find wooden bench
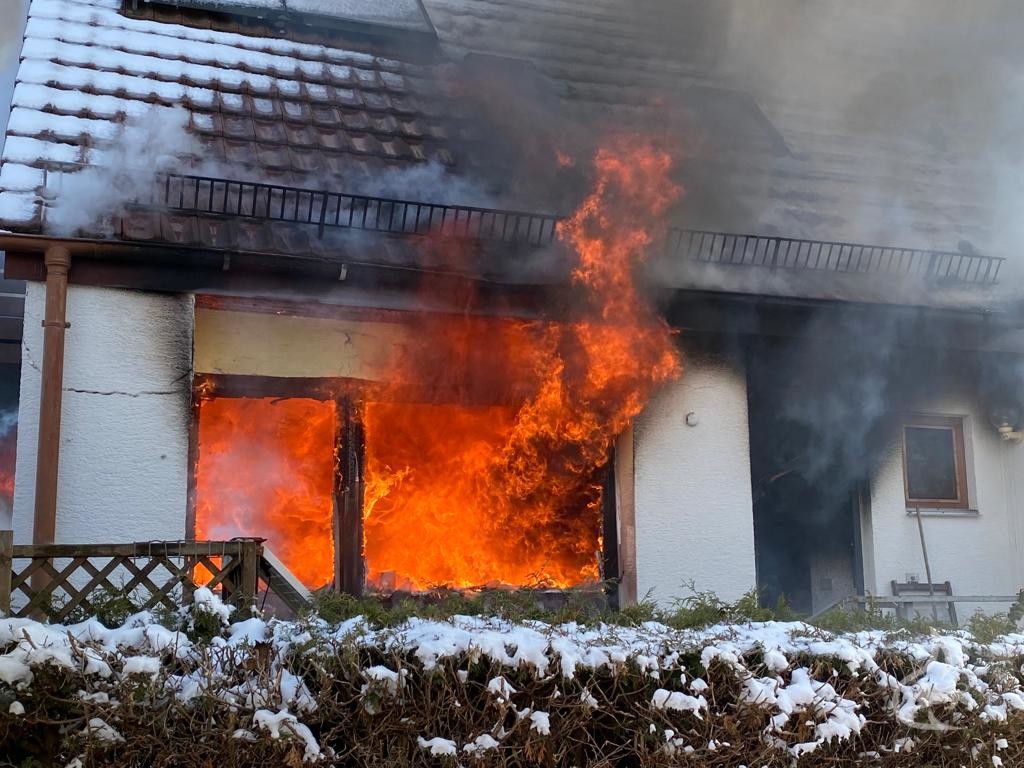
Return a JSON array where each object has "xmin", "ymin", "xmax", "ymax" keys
[{"xmin": 891, "ymin": 580, "xmax": 957, "ymax": 626}]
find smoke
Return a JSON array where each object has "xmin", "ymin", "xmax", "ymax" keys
[
  {"xmin": 717, "ymin": 1, "xmax": 1024, "ymax": 278},
  {"xmin": 0, "ymin": 0, "xmax": 28, "ymax": 159},
  {"xmin": 45, "ymin": 107, "xmax": 200, "ymax": 237},
  {"xmin": 0, "ymin": 409, "xmax": 16, "ymax": 437}
]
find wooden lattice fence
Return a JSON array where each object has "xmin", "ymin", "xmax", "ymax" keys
[{"xmin": 0, "ymin": 532, "xmax": 310, "ymax": 622}]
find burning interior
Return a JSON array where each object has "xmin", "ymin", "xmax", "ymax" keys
[{"xmin": 191, "ymin": 141, "xmax": 682, "ymax": 594}]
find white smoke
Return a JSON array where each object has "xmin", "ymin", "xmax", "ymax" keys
[
  {"xmin": 44, "ymin": 106, "xmax": 200, "ymax": 237},
  {"xmin": 0, "ymin": 408, "xmax": 16, "ymax": 437}
]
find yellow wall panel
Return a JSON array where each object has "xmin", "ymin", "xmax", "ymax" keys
[{"xmin": 194, "ymin": 307, "xmax": 409, "ymax": 380}]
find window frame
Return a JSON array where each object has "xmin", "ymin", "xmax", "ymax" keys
[
  {"xmin": 901, "ymin": 414, "xmax": 969, "ymax": 510},
  {"xmin": 189, "ymin": 372, "xmax": 619, "ymax": 597}
]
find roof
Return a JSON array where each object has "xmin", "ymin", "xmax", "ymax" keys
[
  {"xmin": 0, "ymin": 0, "xmax": 1020, "ymax": 310},
  {"xmin": 0, "ymin": 0, "xmax": 466, "ymax": 221}
]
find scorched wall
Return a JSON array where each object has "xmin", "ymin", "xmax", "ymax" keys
[{"xmin": 11, "ymin": 283, "xmax": 193, "ymax": 544}]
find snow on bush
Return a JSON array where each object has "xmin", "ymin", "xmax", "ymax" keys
[{"xmin": 3, "ymin": 599, "xmax": 1024, "ymax": 766}]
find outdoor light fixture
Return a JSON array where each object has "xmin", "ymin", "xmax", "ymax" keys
[{"xmin": 988, "ymin": 405, "xmax": 1024, "ymax": 444}]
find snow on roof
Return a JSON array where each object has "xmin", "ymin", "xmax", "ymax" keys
[{"xmin": 0, "ymin": 0, "xmax": 457, "ymax": 234}]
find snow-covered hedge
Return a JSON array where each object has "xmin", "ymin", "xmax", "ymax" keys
[{"xmin": 3, "ymin": 589, "xmax": 1024, "ymax": 766}]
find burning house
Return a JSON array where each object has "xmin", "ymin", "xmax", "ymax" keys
[{"xmin": 2, "ymin": 0, "xmax": 1024, "ymax": 619}]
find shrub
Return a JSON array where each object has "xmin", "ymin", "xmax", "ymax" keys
[{"xmin": 5, "ymin": 588, "xmax": 1024, "ymax": 767}]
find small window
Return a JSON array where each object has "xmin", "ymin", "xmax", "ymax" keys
[{"xmin": 902, "ymin": 416, "xmax": 969, "ymax": 509}]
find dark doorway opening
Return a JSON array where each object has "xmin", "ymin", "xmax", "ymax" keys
[{"xmin": 746, "ymin": 336, "xmax": 864, "ymax": 616}]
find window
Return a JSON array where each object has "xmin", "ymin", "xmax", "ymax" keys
[{"xmin": 902, "ymin": 416, "xmax": 969, "ymax": 509}]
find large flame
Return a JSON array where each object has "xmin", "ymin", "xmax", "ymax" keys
[
  {"xmin": 363, "ymin": 137, "xmax": 682, "ymax": 591},
  {"xmin": 195, "ymin": 397, "xmax": 337, "ymax": 589},
  {"xmin": 193, "ymin": 138, "xmax": 681, "ymax": 593}
]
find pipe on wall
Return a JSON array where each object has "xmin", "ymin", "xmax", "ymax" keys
[{"xmin": 33, "ymin": 245, "xmax": 71, "ymax": 547}]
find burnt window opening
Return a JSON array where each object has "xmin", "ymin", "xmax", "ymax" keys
[
  {"xmin": 902, "ymin": 415, "xmax": 969, "ymax": 509},
  {"xmin": 190, "ymin": 376, "xmax": 617, "ymax": 598}
]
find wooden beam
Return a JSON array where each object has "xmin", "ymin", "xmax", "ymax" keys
[
  {"xmin": 615, "ymin": 426, "xmax": 638, "ymax": 607},
  {"xmin": 602, "ymin": 451, "xmax": 620, "ymax": 610},
  {"xmin": 335, "ymin": 399, "xmax": 365, "ymax": 596},
  {"xmin": 0, "ymin": 529, "xmax": 12, "ymax": 615}
]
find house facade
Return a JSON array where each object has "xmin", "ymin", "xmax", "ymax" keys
[{"xmin": 1, "ymin": 0, "xmax": 1023, "ymax": 619}]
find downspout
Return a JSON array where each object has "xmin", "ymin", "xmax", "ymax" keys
[{"xmin": 32, "ymin": 246, "xmax": 71, "ymax": 547}]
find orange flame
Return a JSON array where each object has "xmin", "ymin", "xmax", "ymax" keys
[
  {"xmin": 0, "ymin": 422, "xmax": 15, "ymax": 508},
  {"xmin": 194, "ymin": 137, "xmax": 681, "ymax": 593},
  {"xmin": 195, "ymin": 397, "xmax": 337, "ymax": 589},
  {"xmin": 363, "ymin": 137, "xmax": 682, "ymax": 591}
]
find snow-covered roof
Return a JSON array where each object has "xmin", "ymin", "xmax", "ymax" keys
[{"xmin": 0, "ymin": 0, "xmax": 459, "ymax": 238}]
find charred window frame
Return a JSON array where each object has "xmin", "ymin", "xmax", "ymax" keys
[
  {"xmin": 901, "ymin": 415, "xmax": 969, "ymax": 510},
  {"xmin": 187, "ymin": 373, "xmax": 366, "ymax": 594},
  {"xmin": 188, "ymin": 373, "xmax": 618, "ymax": 596}
]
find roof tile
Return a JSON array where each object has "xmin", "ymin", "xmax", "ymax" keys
[
  {"xmin": 388, "ymin": 94, "xmax": 421, "ymax": 116},
  {"xmin": 363, "ymin": 91, "xmax": 393, "ymax": 112},
  {"xmin": 304, "ymin": 83, "xmax": 331, "ymax": 103},
  {"xmin": 218, "ymin": 92, "xmax": 247, "ymax": 113},
  {"xmin": 284, "ymin": 122, "xmax": 316, "ymax": 147},
  {"xmin": 370, "ymin": 114, "xmax": 400, "ymax": 135},
  {"xmin": 281, "ymin": 100, "xmax": 312, "ymax": 122},
  {"xmin": 251, "ymin": 97, "xmax": 280, "ymax": 118},
  {"xmin": 380, "ymin": 138, "xmax": 413, "ymax": 160},
  {"xmin": 315, "ymin": 129, "xmax": 349, "ymax": 153},
  {"xmin": 311, "ymin": 105, "xmax": 340, "ymax": 127},
  {"xmin": 254, "ymin": 119, "xmax": 288, "ymax": 143},
  {"xmin": 339, "ymin": 110, "xmax": 370, "ymax": 131},
  {"xmin": 223, "ymin": 139, "xmax": 255, "ymax": 165},
  {"xmin": 334, "ymin": 88, "xmax": 364, "ymax": 108},
  {"xmin": 289, "ymin": 148, "xmax": 322, "ymax": 173},
  {"xmin": 222, "ymin": 115, "xmax": 255, "ymax": 140},
  {"xmin": 191, "ymin": 112, "xmax": 220, "ymax": 134},
  {"xmin": 380, "ymin": 72, "xmax": 407, "ymax": 92},
  {"xmin": 406, "ymin": 141, "xmax": 429, "ymax": 162},
  {"xmin": 348, "ymin": 133, "xmax": 383, "ymax": 156},
  {"xmin": 355, "ymin": 69, "xmax": 383, "ymax": 90},
  {"xmin": 327, "ymin": 65, "xmax": 354, "ymax": 84},
  {"xmin": 257, "ymin": 143, "xmax": 292, "ymax": 170}
]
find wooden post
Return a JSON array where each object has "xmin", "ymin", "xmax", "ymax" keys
[
  {"xmin": 614, "ymin": 426, "xmax": 638, "ymax": 607},
  {"xmin": 33, "ymin": 246, "xmax": 72, "ymax": 550},
  {"xmin": 238, "ymin": 538, "xmax": 261, "ymax": 609},
  {"xmin": 335, "ymin": 399, "xmax": 365, "ymax": 596},
  {"xmin": 0, "ymin": 530, "xmax": 12, "ymax": 615}
]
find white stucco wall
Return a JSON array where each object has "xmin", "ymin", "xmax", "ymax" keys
[
  {"xmin": 632, "ymin": 351, "xmax": 756, "ymax": 605},
  {"xmin": 867, "ymin": 382, "xmax": 1024, "ymax": 616},
  {"xmin": 12, "ymin": 283, "xmax": 193, "ymax": 545}
]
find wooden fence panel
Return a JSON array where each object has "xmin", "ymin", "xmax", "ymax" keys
[{"xmin": 0, "ymin": 539, "xmax": 306, "ymax": 622}]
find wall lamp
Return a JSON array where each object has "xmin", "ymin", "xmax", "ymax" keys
[{"xmin": 989, "ymin": 406, "xmax": 1024, "ymax": 444}]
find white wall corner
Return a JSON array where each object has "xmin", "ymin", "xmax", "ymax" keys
[
  {"xmin": 633, "ymin": 352, "xmax": 756, "ymax": 605},
  {"xmin": 12, "ymin": 284, "xmax": 195, "ymax": 545}
]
